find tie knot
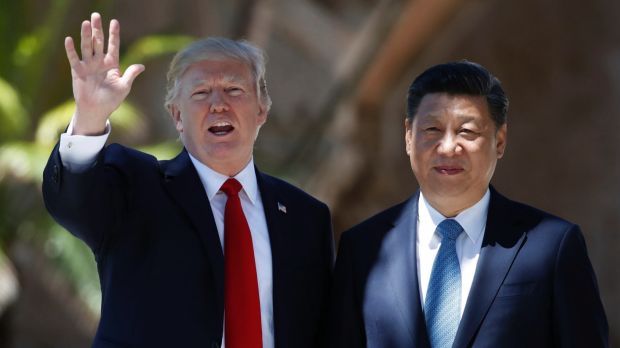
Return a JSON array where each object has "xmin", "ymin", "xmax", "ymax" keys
[
  {"xmin": 437, "ymin": 219, "xmax": 463, "ymax": 240},
  {"xmin": 220, "ymin": 178, "xmax": 242, "ymax": 197}
]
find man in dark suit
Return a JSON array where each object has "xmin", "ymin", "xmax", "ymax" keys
[
  {"xmin": 43, "ymin": 12, "xmax": 334, "ymax": 348},
  {"xmin": 326, "ymin": 61, "xmax": 608, "ymax": 347}
]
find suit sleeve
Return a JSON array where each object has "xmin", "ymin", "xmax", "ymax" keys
[
  {"xmin": 324, "ymin": 231, "xmax": 366, "ymax": 348},
  {"xmin": 552, "ymin": 225, "xmax": 609, "ymax": 347},
  {"xmin": 42, "ymin": 143, "xmax": 131, "ymax": 256}
]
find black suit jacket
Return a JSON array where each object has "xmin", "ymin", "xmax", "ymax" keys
[
  {"xmin": 326, "ymin": 188, "xmax": 608, "ymax": 347},
  {"xmin": 43, "ymin": 143, "xmax": 334, "ymax": 348}
]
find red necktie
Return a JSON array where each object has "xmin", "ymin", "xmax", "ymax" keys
[{"xmin": 221, "ymin": 178, "xmax": 262, "ymax": 348}]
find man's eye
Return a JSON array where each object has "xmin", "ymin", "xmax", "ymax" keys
[
  {"xmin": 227, "ymin": 88, "xmax": 243, "ymax": 96},
  {"xmin": 459, "ymin": 128, "xmax": 479, "ymax": 139},
  {"xmin": 424, "ymin": 127, "xmax": 440, "ymax": 132},
  {"xmin": 459, "ymin": 128, "xmax": 478, "ymax": 135},
  {"xmin": 191, "ymin": 91, "xmax": 208, "ymax": 100},
  {"xmin": 191, "ymin": 90, "xmax": 209, "ymax": 100}
]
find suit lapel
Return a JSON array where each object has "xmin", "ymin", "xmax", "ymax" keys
[
  {"xmin": 160, "ymin": 150, "xmax": 225, "ymax": 318},
  {"xmin": 255, "ymin": 168, "xmax": 289, "ymax": 347},
  {"xmin": 386, "ymin": 193, "xmax": 431, "ymax": 347},
  {"xmin": 453, "ymin": 188, "xmax": 527, "ymax": 348}
]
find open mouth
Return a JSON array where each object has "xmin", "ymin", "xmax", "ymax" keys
[{"xmin": 208, "ymin": 121, "xmax": 234, "ymax": 136}]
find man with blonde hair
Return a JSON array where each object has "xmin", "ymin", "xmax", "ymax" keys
[{"xmin": 43, "ymin": 13, "xmax": 334, "ymax": 348}]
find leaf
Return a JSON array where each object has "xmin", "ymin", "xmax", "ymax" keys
[
  {"xmin": 109, "ymin": 102, "xmax": 145, "ymax": 137},
  {"xmin": 45, "ymin": 224, "xmax": 100, "ymax": 315},
  {"xmin": 0, "ymin": 142, "xmax": 50, "ymax": 183},
  {"xmin": 34, "ymin": 100, "xmax": 74, "ymax": 147},
  {"xmin": 138, "ymin": 140, "xmax": 182, "ymax": 160},
  {"xmin": 0, "ymin": 77, "xmax": 28, "ymax": 140},
  {"xmin": 121, "ymin": 35, "xmax": 195, "ymax": 70},
  {"xmin": 35, "ymin": 100, "xmax": 144, "ymax": 147}
]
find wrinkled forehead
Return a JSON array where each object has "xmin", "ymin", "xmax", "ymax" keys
[
  {"xmin": 186, "ymin": 74, "xmax": 248, "ymax": 87},
  {"xmin": 180, "ymin": 59, "xmax": 254, "ymax": 87}
]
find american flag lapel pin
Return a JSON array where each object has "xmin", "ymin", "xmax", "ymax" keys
[{"xmin": 277, "ymin": 202, "xmax": 287, "ymax": 214}]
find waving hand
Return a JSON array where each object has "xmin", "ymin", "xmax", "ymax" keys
[{"xmin": 65, "ymin": 12, "xmax": 144, "ymax": 135}]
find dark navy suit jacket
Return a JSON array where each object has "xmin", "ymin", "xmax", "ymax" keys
[
  {"xmin": 326, "ymin": 188, "xmax": 608, "ymax": 347},
  {"xmin": 43, "ymin": 143, "xmax": 334, "ymax": 348}
]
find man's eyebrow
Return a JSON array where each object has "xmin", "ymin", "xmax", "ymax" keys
[
  {"xmin": 419, "ymin": 113, "xmax": 479, "ymax": 121},
  {"xmin": 188, "ymin": 74, "xmax": 247, "ymax": 87},
  {"xmin": 453, "ymin": 114, "xmax": 478, "ymax": 122}
]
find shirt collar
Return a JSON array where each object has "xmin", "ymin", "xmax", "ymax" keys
[
  {"xmin": 417, "ymin": 189, "xmax": 490, "ymax": 245},
  {"xmin": 188, "ymin": 154, "xmax": 259, "ymax": 205}
]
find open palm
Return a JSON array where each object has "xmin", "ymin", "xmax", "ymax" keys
[{"xmin": 65, "ymin": 13, "xmax": 144, "ymax": 135}]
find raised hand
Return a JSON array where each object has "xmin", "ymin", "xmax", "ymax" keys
[{"xmin": 65, "ymin": 12, "xmax": 144, "ymax": 135}]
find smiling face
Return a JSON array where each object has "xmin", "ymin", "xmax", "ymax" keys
[
  {"xmin": 169, "ymin": 59, "xmax": 267, "ymax": 176},
  {"xmin": 405, "ymin": 93, "xmax": 507, "ymax": 217}
]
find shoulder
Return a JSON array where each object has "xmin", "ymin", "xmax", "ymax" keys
[
  {"xmin": 258, "ymin": 171, "xmax": 328, "ymax": 211},
  {"xmin": 102, "ymin": 143, "xmax": 158, "ymax": 163},
  {"xmin": 100, "ymin": 143, "xmax": 160, "ymax": 172},
  {"xmin": 490, "ymin": 187, "xmax": 579, "ymax": 240},
  {"xmin": 340, "ymin": 198, "xmax": 412, "ymax": 246}
]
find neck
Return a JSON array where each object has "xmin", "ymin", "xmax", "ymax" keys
[
  {"xmin": 423, "ymin": 190, "xmax": 487, "ymax": 218},
  {"xmin": 188, "ymin": 150, "xmax": 252, "ymax": 177},
  {"xmin": 207, "ymin": 159, "xmax": 250, "ymax": 177}
]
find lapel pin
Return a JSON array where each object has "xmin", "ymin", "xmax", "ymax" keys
[{"xmin": 277, "ymin": 202, "xmax": 287, "ymax": 214}]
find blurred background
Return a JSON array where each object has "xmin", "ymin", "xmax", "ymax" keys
[{"xmin": 0, "ymin": 0, "xmax": 618, "ymax": 346}]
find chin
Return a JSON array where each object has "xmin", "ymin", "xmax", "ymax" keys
[{"xmin": 427, "ymin": 182, "xmax": 470, "ymax": 198}]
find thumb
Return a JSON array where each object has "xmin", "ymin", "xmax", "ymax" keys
[{"xmin": 121, "ymin": 64, "xmax": 145, "ymax": 88}]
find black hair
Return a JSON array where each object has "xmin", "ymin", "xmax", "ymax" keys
[{"xmin": 406, "ymin": 60, "xmax": 508, "ymax": 127}]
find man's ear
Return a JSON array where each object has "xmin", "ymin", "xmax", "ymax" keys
[
  {"xmin": 257, "ymin": 103, "xmax": 268, "ymax": 126},
  {"xmin": 405, "ymin": 118, "xmax": 413, "ymax": 155},
  {"xmin": 169, "ymin": 104, "xmax": 183, "ymax": 133},
  {"xmin": 496, "ymin": 123, "xmax": 507, "ymax": 158}
]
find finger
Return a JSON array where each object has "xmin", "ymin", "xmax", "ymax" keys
[
  {"xmin": 64, "ymin": 37, "xmax": 81, "ymax": 69},
  {"xmin": 91, "ymin": 12, "xmax": 105, "ymax": 57},
  {"xmin": 121, "ymin": 64, "xmax": 145, "ymax": 88},
  {"xmin": 80, "ymin": 20, "xmax": 93, "ymax": 61},
  {"xmin": 107, "ymin": 19, "xmax": 120, "ymax": 63}
]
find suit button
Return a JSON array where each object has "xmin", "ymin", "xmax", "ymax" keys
[{"xmin": 52, "ymin": 165, "xmax": 59, "ymax": 183}]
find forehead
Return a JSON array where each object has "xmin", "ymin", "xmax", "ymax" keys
[
  {"xmin": 415, "ymin": 93, "xmax": 491, "ymax": 123},
  {"xmin": 180, "ymin": 59, "xmax": 254, "ymax": 87}
]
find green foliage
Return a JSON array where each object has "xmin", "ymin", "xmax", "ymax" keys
[
  {"xmin": 0, "ymin": 1, "xmax": 25, "ymax": 80},
  {"xmin": 35, "ymin": 100, "xmax": 144, "ymax": 147},
  {"xmin": 44, "ymin": 224, "xmax": 101, "ymax": 314},
  {"xmin": 139, "ymin": 140, "xmax": 183, "ymax": 160},
  {"xmin": 0, "ymin": 3, "xmax": 194, "ymax": 319},
  {"xmin": 0, "ymin": 142, "xmax": 50, "ymax": 183},
  {"xmin": 121, "ymin": 35, "xmax": 195, "ymax": 70},
  {"xmin": 0, "ymin": 77, "xmax": 28, "ymax": 141},
  {"xmin": 34, "ymin": 101, "xmax": 76, "ymax": 147},
  {"xmin": 109, "ymin": 102, "xmax": 146, "ymax": 136},
  {"xmin": 8, "ymin": 0, "xmax": 72, "ymax": 108}
]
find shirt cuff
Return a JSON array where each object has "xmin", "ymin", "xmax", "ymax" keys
[{"xmin": 59, "ymin": 117, "xmax": 111, "ymax": 173}]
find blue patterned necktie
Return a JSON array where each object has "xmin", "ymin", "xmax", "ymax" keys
[{"xmin": 424, "ymin": 219, "xmax": 464, "ymax": 348}]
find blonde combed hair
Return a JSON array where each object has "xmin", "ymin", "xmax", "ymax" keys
[{"xmin": 164, "ymin": 37, "xmax": 272, "ymax": 113}]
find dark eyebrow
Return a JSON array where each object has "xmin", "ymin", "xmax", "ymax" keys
[{"xmin": 418, "ymin": 113, "xmax": 479, "ymax": 122}]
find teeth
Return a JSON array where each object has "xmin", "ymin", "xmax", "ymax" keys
[{"xmin": 212, "ymin": 121, "xmax": 232, "ymax": 127}]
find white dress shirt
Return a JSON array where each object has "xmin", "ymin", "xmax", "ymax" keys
[
  {"xmin": 189, "ymin": 154, "xmax": 273, "ymax": 348},
  {"xmin": 416, "ymin": 190, "xmax": 490, "ymax": 316},
  {"xmin": 59, "ymin": 119, "xmax": 275, "ymax": 348}
]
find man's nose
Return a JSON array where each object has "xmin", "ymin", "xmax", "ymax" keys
[
  {"xmin": 437, "ymin": 132, "xmax": 460, "ymax": 156},
  {"xmin": 209, "ymin": 91, "xmax": 229, "ymax": 113}
]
